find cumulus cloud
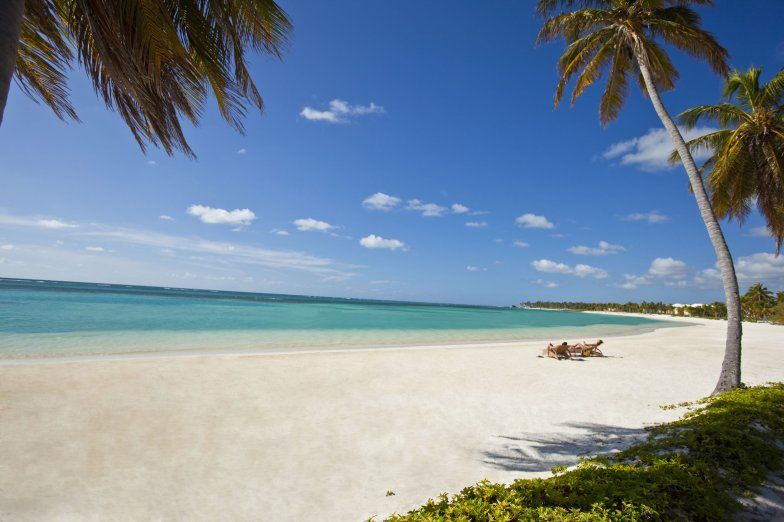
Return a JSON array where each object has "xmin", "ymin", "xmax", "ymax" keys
[
  {"xmin": 513, "ymin": 240, "xmax": 529, "ymax": 248},
  {"xmin": 648, "ymin": 257, "xmax": 689, "ymax": 278},
  {"xmin": 735, "ymin": 253, "xmax": 784, "ymax": 283},
  {"xmin": 237, "ymin": 148, "xmax": 247, "ymax": 155},
  {"xmin": 693, "ymin": 253, "xmax": 784, "ymax": 289},
  {"xmin": 85, "ymin": 246, "xmax": 105, "ymax": 252},
  {"xmin": 270, "ymin": 229, "xmax": 289, "ymax": 236},
  {"xmin": 532, "ymin": 278, "xmax": 558, "ymax": 288},
  {"xmin": 362, "ymin": 192, "xmax": 401, "ymax": 211},
  {"xmin": 187, "ymin": 205, "xmax": 256, "ymax": 227},
  {"xmin": 466, "ymin": 265, "xmax": 487, "ymax": 272},
  {"xmin": 465, "ymin": 221, "xmax": 488, "ymax": 228},
  {"xmin": 0, "ymin": 213, "xmax": 79, "ymax": 230},
  {"xmin": 531, "ymin": 259, "xmax": 608, "ymax": 279},
  {"xmin": 622, "ymin": 211, "xmax": 670, "ymax": 224},
  {"xmin": 515, "ymin": 213, "xmax": 554, "ymax": 229},
  {"xmin": 300, "ymin": 99, "xmax": 385, "ymax": 123},
  {"xmin": 619, "ymin": 257, "xmax": 689, "ymax": 289},
  {"xmin": 451, "ymin": 203, "xmax": 469, "ymax": 214},
  {"xmin": 159, "ymin": 215, "xmax": 174, "ymax": 221},
  {"xmin": 603, "ymin": 126, "xmax": 718, "ymax": 171},
  {"xmin": 407, "ymin": 199, "xmax": 447, "ymax": 217},
  {"xmin": 568, "ymin": 241, "xmax": 625, "ymax": 256},
  {"xmin": 359, "ymin": 234, "xmax": 406, "ymax": 250},
  {"xmin": 293, "ymin": 218, "xmax": 336, "ymax": 232}
]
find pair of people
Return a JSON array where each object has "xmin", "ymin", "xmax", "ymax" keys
[{"xmin": 545, "ymin": 339, "xmax": 603, "ymax": 359}]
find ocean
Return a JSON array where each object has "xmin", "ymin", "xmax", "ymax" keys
[{"xmin": 0, "ymin": 278, "xmax": 671, "ymax": 359}]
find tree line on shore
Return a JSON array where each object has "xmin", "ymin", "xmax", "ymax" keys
[{"xmin": 523, "ymin": 283, "xmax": 784, "ymax": 324}]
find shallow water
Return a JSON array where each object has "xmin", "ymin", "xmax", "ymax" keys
[{"xmin": 0, "ymin": 278, "xmax": 674, "ymax": 358}]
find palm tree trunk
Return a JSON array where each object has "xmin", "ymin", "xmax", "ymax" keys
[
  {"xmin": 0, "ymin": 0, "xmax": 24, "ymax": 125},
  {"xmin": 633, "ymin": 42, "xmax": 742, "ymax": 395}
]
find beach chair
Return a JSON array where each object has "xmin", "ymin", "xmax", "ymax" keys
[
  {"xmin": 545, "ymin": 342, "xmax": 572, "ymax": 360},
  {"xmin": 576, "ymin": 339, "xmax": 604, "ymax": 357}
]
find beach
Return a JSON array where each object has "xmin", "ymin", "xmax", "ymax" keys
[{"xmin": 1, "ymin": 316, "xmax": 782, "ymax": 521}]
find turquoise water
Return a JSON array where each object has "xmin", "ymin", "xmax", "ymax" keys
[{"xmin": 0, "ymin": 278, "xmax": 672, "ymax": 359}]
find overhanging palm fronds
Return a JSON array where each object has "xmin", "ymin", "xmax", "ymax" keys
[
  {"xmin": 677, "ymin": 67, "xmax": 784, "ymax": 251},
  {"xmin": 11, "ymin": 0, "xmax": 292, "ymax": 157}
]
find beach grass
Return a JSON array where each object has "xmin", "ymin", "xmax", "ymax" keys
[{"xmin": 384, "ymin": 382, "xmax": 784, "ymax": 521}]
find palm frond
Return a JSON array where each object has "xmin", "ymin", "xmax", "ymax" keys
[
  {"xmin": 18, "ymin": 0, "xmax": 292, "ymax": 158},
  {"xmin": 15, "ymin": 0, "xmax": 77, "ymax": 120},
  {"xmin": 599, "ymin": 43, "xmax": 633, "ymax": 125},
  {"xmin": 647, "ymin": 6, "xmax": 728, "ymax": 77},
  {"xmin": 677, "ymin": 103, "xmax": 748, "ymax": 129}
]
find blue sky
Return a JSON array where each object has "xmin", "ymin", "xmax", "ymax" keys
[{"xmin": 1, "ymin": 1, "xmax": 784, "ymax": 306}]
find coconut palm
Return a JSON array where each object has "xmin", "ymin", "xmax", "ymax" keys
[
  {"xmin": 0, "ymin": 0, "xmax": 292, "ymax": 157},
  {"xmin": 536, "ymin": 0, "xmax": 743, "ymax": 393},
  {"xmin": 742, "ymin": 282, "xmax": 776, "ymax": 321},
  {"xmin": 675, "ymin": 67, "xmax": 784, "ymax": 252}
]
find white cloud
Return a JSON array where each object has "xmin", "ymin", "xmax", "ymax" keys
[
  {"xmin": 515, "ymin": 213, "xmax": 554, "ymax": 229},
  {"xmin": 39, "ymin": 219, "xmax": 78, "ymax": 229},
  {"xmin": 648, "ymin": 257, "xmax": 689, "ymax": 279},
  {"xmin": 187, "ymin": 205, "xmax": 256, "ymax": 227},
  {"xmin": 80, "ymin": 227, "xmax": 354, "ymax": 279},
  {"xmin": 159, "ymin": 215, "xmax": 174, "ymax": 221},
  {"xmin": 465, "ymin": 221, "xmax": 488, "ymax": 228},
  {"xmin": 735, "ymin": 253, "xmax": 784, "ymax": 283},
  {"xmin": 293, "ymin": 218, "xmax": 336, "ymax": 232},
  {"xmin": 568, "ymin": 241, "xmax": 625, "ymax": 256},
  {"xmin": 533, "ymin": 278, "xmax": 558, "ymax": 288},
  {"xmin": 1, "ymin": 244, "xmax": 13, "ymax": 251},
  {"xmin": 747, "ymin": 226, "xmax": 772, "ymax": 238},
  {"xmin": 513, "ymin": 240, "xmax": 529, "ymax": 248},
  {"xmin": 237, "ymin": 148, "xmax": 247, "ymax": 155},
  {"xmin": 692, "ymin": 253, "xmax": 784, "ymax": 289},
  {"xmin": 147, "ymin": 160, "xmax": 157, "ymax": 167},
  {"xmin": 531, "ymin": 259, "xmax": 608, "ymax": 279},
  {"xmin": 85, "ymin": 246, "xmax": 105, "ymax": 252},
  {"xmin": 622, "ymin": 211, "xmax": 670, "ymax": 224},
  {"xmin": 466, "ymin": 265, "xmax": 487, "ymax": 272},
  {"xmin": 362, "ymin": 192, "xmax": 401, "ymax": 211},
  {"xmin": 451, "ymin": 203, "xmax": 469, "ymax": 214},
  {"xmin": 407, "ymin": 199, "xmax": 447, "ymax": 217},
  {"xmin": 603, "ymin": 126, "xmax": 718, "ymax": 171},
  {"xmin": 0, "ymin": 213, "xmax": 79, "ymax": 230},
  {"xmin": 359, "ymin": 234, "xmax": 406, "ymax": 250},
  {"xmin": 619, "ymin": 257, "xmax": 689, "ymax": 289},
  {"xmin": 270, "ymin": 228, "xmax": 289, "ymax": 236},
  {"xmin": 300, "ymin": 99, "xmax": 385, "ymax": 123}
]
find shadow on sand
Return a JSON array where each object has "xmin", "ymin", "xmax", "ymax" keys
[{"xmin": 482, "ymin": 422, "xmax": 647, "ymax": 473}]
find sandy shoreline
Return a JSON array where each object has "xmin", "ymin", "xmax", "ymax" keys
[{"xmin": 1, "ymin": 317, "xmax": 782, "ymax": 520}]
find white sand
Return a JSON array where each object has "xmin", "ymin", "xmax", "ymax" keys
[{"xmin": 0, "ymin": 317, "xmax": 782, "ymax": 521}]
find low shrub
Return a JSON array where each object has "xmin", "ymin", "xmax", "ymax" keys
[{"xmin": 385, "ymin": 383, "xmax": 784, "ymax": 521}]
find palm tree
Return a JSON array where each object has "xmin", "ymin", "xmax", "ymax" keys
[
  {"xmin": 742, "ymin": 282, "xmax": 776, "ymax": 321},
  {"xmin": 675, "ymin": 67, "xmax": 784, "ymax": 251},
  {"xmin": 536, "ymin": 0, "xmax": 743, "ymax": 394},
  {"xmin": 0, "ymin": 0, "xmax": 292, "ymax": 157}
]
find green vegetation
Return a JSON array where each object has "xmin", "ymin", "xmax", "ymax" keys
[
  {"xmin": 523, "ymin": 282, "xmax": 784, "ymax": 324},
  {"xmin": 675, "ymin": 66, "xmax": 784, "ymax": 253},
  {"xmin": 385, "ymin": 383, "xmax": 784, "ymax": 521},
  {"xmin": 1, "ymin": 0, "xmax": 292, "ymax": 156}
]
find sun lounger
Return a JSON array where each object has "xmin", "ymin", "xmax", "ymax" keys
[
  {"xmin": 576, "ymin": 339, "xmax": 604, "ymax": 357},
  {"xmin": 544, "ymin": 341, "xmax": 573, "ymax": 359}
]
